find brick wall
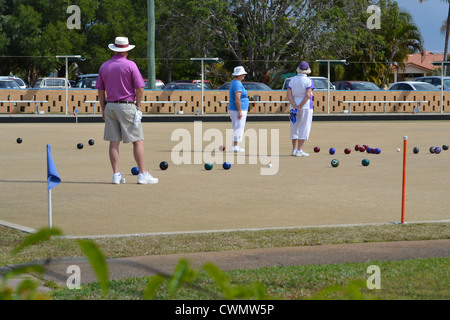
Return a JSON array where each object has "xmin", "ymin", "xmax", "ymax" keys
[{"xmin": 0, "ymin": 89, "xmax": 448, "ymax": 114}]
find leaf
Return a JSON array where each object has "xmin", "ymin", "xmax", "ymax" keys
[
  {"xmin": 203, "ymin": 262, "xmax": 231, "ymax": 297},
  {"xmin": 203, "ymin": 262, "xmax": 229, "ymax": 288},
  {"xmin": 203, "ymin": 262, "xmax": 272, "ymax": 300},
  {"xmin": 1, "ymin": 265, "xmax": 46, "ymax": 282},
  {"xmin": 77, "ymin": 240, "xmax": 109, "ymax": 295},
  {"xmin": 143, "ymin": 274, "xmax": 166, "ymax": 300},
  {"xmin": 249, "ymin": 282, "xmax": 269, "ymax": 300},
  {"xmin": 12, "ymin": 227, "xmax": 63, "ymax": 255},
  {"xmin": 0, "ymin": 265, "xmax": 49, "ymax": 301},
  {"xmin": 167, "ymin": 259, "xmax": 198, "ymax": 296}
]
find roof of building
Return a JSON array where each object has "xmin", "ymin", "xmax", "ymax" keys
[{"xmin": 406, "ymin": 51, "xmax": 445, "ymax": 72}]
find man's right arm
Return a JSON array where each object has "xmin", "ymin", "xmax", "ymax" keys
[{"xmin": 98, "ymin": 90, "xmax": 106, "ymax": 119}]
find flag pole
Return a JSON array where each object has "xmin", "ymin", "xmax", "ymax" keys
[
  {"xmin": 47, "ymin": 144, "xmax": 61, "ymax": 229},
  {"xmin": 48, "ymin": 189, "xmax": 53, "ymax": 229},
  {"xmin": 401, "ymin": 136, "xmax": 408, "ymax": 224}
]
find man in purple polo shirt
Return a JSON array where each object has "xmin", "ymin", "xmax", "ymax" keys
[{"xmin": 96, "ymin": 36, "xmax": 158, "ymax": 184}]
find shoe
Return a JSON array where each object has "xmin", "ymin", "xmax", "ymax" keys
[
  {"xmin": 112, "ymin": 173, "xmax": 126, "ymax": 184},
  {"xmin": 137, "ymin": 171, "xmax": 158, "ymax": 184},
  {"xmin": 295, "ymin": 150, "xmax": 310, "ymax": 157},
  {"xmin": 231, "ymin": 146, "xmax": 244, "ymax": 153},
  {"xmin": 291, "ymin": 150, "xmax": 297, "ymax": 156}
]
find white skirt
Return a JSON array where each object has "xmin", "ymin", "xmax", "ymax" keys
[{"xmin": 290, "ymin": 108, "xmax": 313, "ymax": 140}]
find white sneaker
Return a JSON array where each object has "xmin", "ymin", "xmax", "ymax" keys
[
  {"xmin": 295, "ymin": 150, "xmax": 310, "ymax": 157},
  {"xmin": 291, "ymin": 150, "xmax": 297, "ymax": 156},
  {"xmin": 137, "ymin": 171, "xmax": 158, "ymax": 184},
  {"xmin": 231, "ymin": 146, "xmax": 244, "ymax": 153},
  {"xmin": 112, "ymin": 173, "xmax": 126, "ymax": 184}
]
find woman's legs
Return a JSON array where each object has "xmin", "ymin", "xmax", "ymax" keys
[{"xmin": 230, "ymin": 111, "xmax": 247, "ymax": 150}]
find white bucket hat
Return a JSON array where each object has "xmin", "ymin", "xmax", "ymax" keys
[
  {"xmin": 232, "ymin": 66, "xmax": 247, "ymax": 76},
  {"xmin": 108, "ymin": 37, "xmax": 136, "ymax": 52}
]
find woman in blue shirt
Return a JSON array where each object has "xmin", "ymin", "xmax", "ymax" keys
[{"xmin": 229, "ymin": 66, "xmax": 249, "ymax": 152}]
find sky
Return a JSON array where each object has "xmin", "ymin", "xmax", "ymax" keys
[{"xmin": 395, "ymin": 0, "xmax": 449, "ymax": 52}]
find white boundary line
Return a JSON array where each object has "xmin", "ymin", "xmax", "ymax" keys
[
  {"xmin": 1, "ymin": 219, "xmax": 449, "ymax": 240},
  {"xmin": 0, "ymin": 220, "xmax": 36, "ymax": 233}
]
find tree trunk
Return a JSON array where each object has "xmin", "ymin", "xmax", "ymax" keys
[{"xmin": 381, "ymin": 49, "xmax": 397, "ymax": 89}]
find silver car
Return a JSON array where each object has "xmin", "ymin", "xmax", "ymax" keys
[
  {"xmin": 388, "ymin": 81, "xmax": 439, "ymax": 91},
  {"xmin": 0, "ymin": 79, "xmax": 21, "ymax": 89},
  {"xmin": 0, "ymin": 76, "xmax": 27, "ymax": 88},
  {"xmin": 282, "ymin": 76, "xmax": 335, "ymax": 90},
  {"xmin": 414, "ymin": 76, "xmax": 450, "ymax": 90}
]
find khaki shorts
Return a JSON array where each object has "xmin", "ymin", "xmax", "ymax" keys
[{"xmin": 104, "ymin": 103, "xmax": 144, "ymax": 143}]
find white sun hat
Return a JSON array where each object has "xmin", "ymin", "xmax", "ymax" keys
[
  {"xmin": 232, "ymin": 66, "xmax": 248, "ymax": 76},
  {"xmin": 108, "ymin": 37, "xmax": 136, "ymax": 52}
]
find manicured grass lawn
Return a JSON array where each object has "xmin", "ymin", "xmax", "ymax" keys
[
  {"xmin": 1, "ymin": 223, "xmax": 449, "ymax": 300},
  {"xmin": 2, "ymin": 223, "xmax": 449, "ymax": 264},
  {"xmin": 50, "ymin": 257, "xmax": 449, "ymax": 300}
]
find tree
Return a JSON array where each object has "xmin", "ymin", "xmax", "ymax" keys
[
  {"xmin": 419, "ymin": 0, "xmax": 450, "ymax": 74},
  {"xmin": 81, "ymin": 0, "xmax": 147, "ymax": 75},
  {"xmin": 166, "ymin": 0, "xmax": 335, "ymax": 86},
  {"xmin": 0, "ymin": 0, "xmax": 96, "ymax": 84},
  {"xmin": 0, "ymin": 0, "xmax": 426, "ymax": 87},
  {"xmin": 317, "ymin": 0, "xmax": 388, "ymax": 85},
  {"xmin": 380, "ymin": 1, "xmax": 424, "ymax": 88}
]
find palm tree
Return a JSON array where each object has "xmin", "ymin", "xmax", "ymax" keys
[
  {"xmin": 381, "ymin": 8, "xmax": 424, "ymax": 88},
  {"xmin": 419, "ymin": 0, "xmax": 450, "ymax": 74}
]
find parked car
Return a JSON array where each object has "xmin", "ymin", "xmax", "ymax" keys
[
  {"xmin": 0, "ymin": 76, "xmax": 28, "ymax": 89},
  {"xmin": 162, "ymin": 82, "xmax": 203, "ymax": 90},
  {"xmin": 76, "ymin": 73, "xmax": 98, "ymax": 83},
  {"xmin": 32, "ymin": 77, "xmax": 71, "ymax": 88},
  {"xmin": 75, "ymin": 77, "xmax": 97, "ymax": 89},
  {"xmin": 333, "ymin": 81, "xmax": 381, "ymax": 90},
  {"xmin": 217, "ymin": 82, "xmax": 272, "ymax": 90},
  {"xmin": 414, "ymin": 76, "xmax": 450, "ymax": 90},
  {"xmin": 0, "ymin": 79, "xmax": 21, "ymax": 89},
  {"xmin": 75, "ymin": 74, "xmax": 98, "ymax": 89},
  {"xmin": 169, "ymin": 80, "xmax": 214, "ymax": 90},
  {"xmin": 282, "ymin": 76, "xmax": 335, "ymax": 90},
  {"xmin": 388, "ymin": 81, "xmax": 439, "ymax": 91},
  {"xmin": 144, "ymin": 79, "xmax": 165, "ymax": 89}
]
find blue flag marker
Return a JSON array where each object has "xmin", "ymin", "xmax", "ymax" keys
[
  {"xmin": 47, "ymin": 144, "xmax": 61, "ymax": 229},
  {"xmin": 47, "ymin": 144, "xmax": 61, "ymax": 190}
]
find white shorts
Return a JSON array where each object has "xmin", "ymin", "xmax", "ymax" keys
[
  {"xmin": 229, "ymin": 110, "xmax": 248, "ymax": 142},
  {"xmin": 290, "ymin": 108, "xmax": 313, "ymax": 140}
]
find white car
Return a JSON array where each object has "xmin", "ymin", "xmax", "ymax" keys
[
  {"xmin": 0, "ymin": 76, "xmax": 27, "ymax": 89},
  {"xmin": 32, "ymin": 77, "xmax": 71, "ymax": 88},
  {"xmin": 0, "ymin": 79, "xmax": 21, "ymax": 89},
  {"xmin": 388, "ymin": 81, "xmax": 439, "ymax": 91},
  {"xmin": 282, "ymin": 76, "xmax": 335, "ymax": 90}
]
